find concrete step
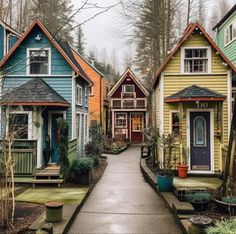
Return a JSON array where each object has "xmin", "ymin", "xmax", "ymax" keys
[
  {"xmin": 31, "ymin": 179, "xmax": 63, "ymax": 188},
  {"xmin": 161, "ymin": 192, "xmax": 195, "ymax": 214}
]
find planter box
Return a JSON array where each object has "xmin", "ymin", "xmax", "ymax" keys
[{"xmin": 73, "ymin": 171, "xmax": 92, "ymax": 185}]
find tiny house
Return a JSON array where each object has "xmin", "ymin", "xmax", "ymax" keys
[{"xmin": 108, "ymin": 68, "xmax": 149, "ymax": 143}]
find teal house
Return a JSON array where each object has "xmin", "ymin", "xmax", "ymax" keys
[
  {"xmin": 0, "ymin": 19, "xmax": 92, "ymax": 173},
  {"xmin": 213, "ymin": 4, "xmax": 236, "ymax": 97}
]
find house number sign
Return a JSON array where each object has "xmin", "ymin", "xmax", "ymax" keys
[{"xmin": 196, "ymin": 101, "xmax": 208, "ymax": 108}]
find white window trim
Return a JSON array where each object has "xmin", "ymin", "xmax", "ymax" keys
[
  {"xmin": 224, "ymin": 19, "xmax": 236, "ymax": 46},
  {"xmin": 122, "ymin": 84, "xmax": 135, "ymax": 93},
  {"xmin": 6, "ymin": 110, "xmax": 32, "ymax": 140},
  {"xmin": 85, "ymin": 87, "xmax": 88, "ymax": 107},
  {"xmin": 181, "ymin": 46, "xmax": 211, "ymax": 74},
  {"xmin": 115, "ymin": 113, "xmax": 127, "ymax": 128},
  {"xmin": 76, "ymin": 84, "xmax": 82, "ymax": 106},
  {"xmin": 89, "ymin": 86, "xmax": 94, "ymax": 96},
  {"xmin": 26, "ymin": 48, "xmax": 51, "ymax": 76},
  {"xmin": 169, "ymin": 110, "xmax": 179, "ymax": 134}
]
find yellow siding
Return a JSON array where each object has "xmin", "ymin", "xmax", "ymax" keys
[{"xmin": 160, "ymin": 32, "xmax": 230, "ymax": 172}]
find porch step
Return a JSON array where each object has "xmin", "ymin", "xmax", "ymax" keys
[
  {"xmin": 161, "ymin": 192, "xmax": 195, "ymax": 215},
  {"xmin": 31, "ymin": 179, "xmax": 63, "ymax": 188}
]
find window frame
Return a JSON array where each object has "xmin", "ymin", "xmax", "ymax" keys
[
  {"xmin": 122, "ymin": 84, "xmax": 135, "ymax": 93},
  {"xmin": 170, "ymin": 111, "xmax": 180, "ymax": 137},
  {"xmin": 85, "ymin": 86, "xmax": 88, "ymax": 107},
  {"xmin": 89, "ymin": 86, "xmax": 94, "ymax": 96},
  {"xmin": 181, "ymin": 46, "xmax": 211, "ymax": 74},
  {"xmin": 27, "ymin": 48, "xmax": 51, "ymax": 75},
  {"xmin": 7, "ymin": 111, "xmax": 32, "ymax": 140},
  {"xmin": 115, "ymin": 113, "xmax": 127, "ymax": 128},
  {"xmin": 224, "ymin": 20, "xmax": 236, "ymax": 46},
  {"xmin": 76, "ymin": 85, "xmax": 82, "ymax": 106}
]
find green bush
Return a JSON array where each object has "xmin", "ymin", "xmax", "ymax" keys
[
  {"xmin": 206, "ymin": 218, "xmax": 236, "ymax": 234},
  {"xmin": 222, "ymin": 196, "xmax": 236, "ymax": 204},
  {"xmin": 186, "ymin": 192, "xmax": 211, "ymax": 202},
  {"xmin": 85, "ymin": 141, "xmax": 102, "ymax": 157},
  {"xmin": 70, "ymin": 157, "xmax": 94, "ymax": 177}
]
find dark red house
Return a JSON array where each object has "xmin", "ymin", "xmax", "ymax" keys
[{"xmin": 108, "ymin": 68, "xmax": 149, "ymax": 143}]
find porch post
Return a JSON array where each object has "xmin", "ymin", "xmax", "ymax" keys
[
  {"xmin": 179, "ymin": 102, "xmax": 183, "ymax": 164},
  {"xmin": 37, "ymin": 109, "xmax": 43, "ymax": 168}
]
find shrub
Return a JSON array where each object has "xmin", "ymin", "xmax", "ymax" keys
[
  {"xmin": 222, "ymin": 196, "xmax": 236, "ymax": 204},
  {"xmin": 85, "ymin": 141, "xmax": 102, "ymax": 157},
  {"xmin": 206, "ymin": 218, "xmax": 236, "ymax": 234},
  {"xmin": 70, "ymin": 157, "xmax": 94, "ymax": 178},
  {"xmin": 186, "ymin": 192, "xmax": 211, "ymax": 202}
]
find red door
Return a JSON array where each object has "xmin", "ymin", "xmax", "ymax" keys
[{"xmin": 131, "ymin": 113, "xmax": 143, "ymax": 143}]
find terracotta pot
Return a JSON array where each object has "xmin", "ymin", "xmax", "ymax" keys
[{"xmin": 177, "ymin": 164, "xmax": 188, "ymax": 178}]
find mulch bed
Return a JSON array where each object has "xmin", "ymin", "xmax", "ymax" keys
[
  {"xmin": 91, "ymin": 158, "xmax": 108, "ymax": 185},
  {"xmin": 0, "ymin": 202, "xmax": 44, "ymax": 234}
]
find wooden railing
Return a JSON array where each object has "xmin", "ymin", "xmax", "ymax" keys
[
  {"xmin": 0, "ymin": 140, "xmax": 37, "ymax": 175},
  {"xmin": 68, "ymin": 138, "xmax": 77, "ymax": 164}
]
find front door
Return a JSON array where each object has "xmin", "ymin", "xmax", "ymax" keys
[
  {"xmin": 131, "ymin": 113, "xmax": 143, "ymax": 143},
  {"xmin": 190, "ymin": 112, "xmax": 211, "ymax": 171},
  {"xmin": 51, "ymin": 113, "xmax": 63, "ymax": 163}
]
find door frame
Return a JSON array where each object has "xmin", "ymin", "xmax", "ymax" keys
[
  {"xmin": 186, "ymin": 108, "xmax": 214, "ymax": 174},
  {"xmin": 130, "ymin": 112, "xmax": 144, "ymax": 142}
]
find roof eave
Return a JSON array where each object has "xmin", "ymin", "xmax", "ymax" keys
[{"xmin": 164, "ymin": 97, "xmax": 226, "ymax": 103}]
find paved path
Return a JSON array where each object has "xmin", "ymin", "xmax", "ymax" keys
[{"xmin": 68, "ymin": 146, "xmax": 182, "ymax": 234}]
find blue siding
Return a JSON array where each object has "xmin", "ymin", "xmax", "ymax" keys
[
  {"xmin": 0, "ymin": 25, "xmax": 4, "ymax": 61},
  {"xmin": 5, "ymin": 25, "xmax": 72, "ymax": 76},
  {"xmin": 7, "ymin": 34, "xmax": 18, "ymax": 51}
]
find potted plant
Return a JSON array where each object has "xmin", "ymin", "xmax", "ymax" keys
[
  {"xmin": 206, "ymin": 218, "xmax": 236, "ymax": 234},
  {"xmin": 156, "ymin": 133, "xmax": 179, "ymax": 192},
  {"xmin": 177, "ymin": 146, "xmax": 188, "ymax": 178},
  {"xmin": 69, "ymin": 157, "xmax": 94, "ymax": 185},
  {"xmin": 213, "ymin": 196, "xmax": 236, "ymax": 216},
  {"xmin": 186, "ymin": 192, "xmax": 211, "ymax": 212}
]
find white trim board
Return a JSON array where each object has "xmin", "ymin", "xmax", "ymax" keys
[{"xmin": 186, "ymin": 108, "xmax": 214, "ymax": 174}]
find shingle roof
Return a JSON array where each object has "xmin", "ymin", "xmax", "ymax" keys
[
  {"xmin": 3, "ymin": 78, "xmax": 69, "ymax": 107},
  {"xmin": 165, "ymin": 85, "xmax": 226, "ymax": 103}
]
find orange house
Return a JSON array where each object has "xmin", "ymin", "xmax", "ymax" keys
[{"xmin": 72, "ymin": 49, "xmax": 109, "ymax": 133}]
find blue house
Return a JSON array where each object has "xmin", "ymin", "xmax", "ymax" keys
[{"xmin": 0, "ymin": 19, "xmax": 92, "ymax": 173}]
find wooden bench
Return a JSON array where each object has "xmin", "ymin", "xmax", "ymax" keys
[{"xmin": 31, "ymin": 179, "xmax": 63, "ymax": 188}]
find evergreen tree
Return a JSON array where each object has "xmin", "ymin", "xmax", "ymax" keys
[
  {"xmin": 76, "ymin": 26, "xmax": 86, "ymax": 55},
  {"xmin": 31, "ymin": 0, "xmax": 74, "ymax": 43}
]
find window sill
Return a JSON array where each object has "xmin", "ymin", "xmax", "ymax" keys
[
  {"xmin": 224, "ymin": 37, "xmax": 236, "ymax": 47},
  {"xmin": 76, "ymin": 103, "xmax": 82, "ymax": 106}
]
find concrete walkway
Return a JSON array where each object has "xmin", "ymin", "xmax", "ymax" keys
[{"xmin": 68, "ymin": 146, "xmax": 182, "ymax": 234}]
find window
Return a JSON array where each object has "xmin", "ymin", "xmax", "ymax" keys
[
  {"xmin": 123, "ymin": 100, "xmax": 134, "ymax": 108},
  {"xmin": 131, "ymin": 114, "xmax": 143, "ymax": 131},
  {"xmin": 112, "ymin": 100, "xmax": 121, "ymax": 108},
  {"xmin": 29, "ymin": 49, "xmax": 50, "ymax": 74},
  {"xmin": 76, "ymin": 85, "xmax": 82, "ymax": 105},
  {"xmin": 8, "ymin": 113, "xmax": 29, "ymax": 139},
  {"xmin": 84, "ymin": 115, "xmax": 88, "ymax": 143},
  {"xmin": 89, "ymin": 86, "xmax": 94, "ymax": 96},
  {"xmin": 136, "ymin": 99, "xmax": 145, "ymax": 108},
  {"xmin": 115, "ymin": 113, "xmax": 127, "ymax": 127},
  {"xmin": 225, "ymin": 21, "xmax": 236, "ymax": 45},
  {"xmin": 183, "ymin": 48, "xmax": 209, "ymax": 73},
  {"xmin": 123, "ymin": 85, "xmax": 135, "ymax": 93},
  {"xmin": 171, "ymin": 112, "xmax": 179, "ymax": 136},
  {"xmin": 194, "ymin": 116, "xmax": 206, "ymax": 147}
]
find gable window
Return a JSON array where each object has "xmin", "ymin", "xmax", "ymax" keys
[
  {"xmin": 182, "ymin": 48, "xmax": 210, "ymax": 73},
  {"xmin": 225, "ymin": 21, "xmax": 236, "ymax": 45},
  {"xmin": 8, "ymin": 112, "xmax": 31, "ymax": 139},
  {"xmin": 115, "ymin": 113, "xmax": 127, "ymax": 127},
  {"xmin": 171, "ymin": 112, "xmax": 179, "ymax": 136},
  {"xmin": 76, "ymin": 85, "xmax": 82, "ymax": 105},
  {"xmin": 28, "ymin": 49, "xmax": 50, "ymax": 75},
  {"xmin": 123, "ymin": 85, "xmax": 135, "ymax": 93}
]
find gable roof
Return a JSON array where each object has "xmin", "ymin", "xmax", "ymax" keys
[
  {"xmin": 165, "ymin": 85, "xmax": 226, "ymax": 103},
  {"xmin": 213, "ymin": 4, "xmax": 236, "ymax": 30},
  {"xmin": 108, "ymin": 67, "xmax": 149, "ymax": 97},
  {"xmin": 0, "ymin": 19, "xmax": 92, "ymax": 84},
  {"xmin": 2, "ymin": 78, "xmax": 69, "ymax": 107},
  {"xmin": 153, "ymin": 22, "xmax": 236, "ymax": 89}
]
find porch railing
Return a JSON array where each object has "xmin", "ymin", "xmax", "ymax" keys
[
  {"xmin": 0, "ymin": 140, "xmax": 37, "ymax": 175},
  {"xmin": 68, "ymin": 138, "xmax": 77, "ymax": 164}
]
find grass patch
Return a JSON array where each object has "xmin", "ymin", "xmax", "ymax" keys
[{"xmin": 15, "ymin": 187, "xmax": 89, "ymax": 205}]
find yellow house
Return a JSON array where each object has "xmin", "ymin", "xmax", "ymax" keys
[{"xmin": 152, "ymin": 23, "xmax": 236, "ymax": 175}]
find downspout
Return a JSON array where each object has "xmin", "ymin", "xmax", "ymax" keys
[{"xmin": 100, "ymin": 76, "xmax": 102, "ymax": 128}]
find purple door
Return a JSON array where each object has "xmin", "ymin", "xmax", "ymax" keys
[{"xmin": 190, "ymin": 112, "xmax": 211, "ymax": 171}]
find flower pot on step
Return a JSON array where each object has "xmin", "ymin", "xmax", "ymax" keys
[
  {"xmin": 157, "ymin": 174, "xmax": 173, "ymax": 192},
  {"xmin": 177, "ymin": 164, "xmax": 188, "ymax": 178}
]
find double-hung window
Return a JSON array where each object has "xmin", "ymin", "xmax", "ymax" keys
[
  {"xmin": 28, "ymin": 49, "xmax": 50, "ymax": 75},
  {"xmin": 85, "ymin": 87, "xmax": 88, "ymax": 107},
  {"xmin": 171, "ymin": 112, "xmax": 180, "ymax": 137},
  {"xmin": 225, "ymin": 21, "xmax": 236, "ymax": 45},
  {"xmin": 123, "ymin": 85, "xmax": 135, "ymax": 93},
  {"xmin": 76, "ymin": 85, "xmax": 82, "ymax": 105},
  {"xmin": 115, "ymin": 113, "xmax": 127, "ymax": 128},
  {"xmin": 182, "ymin": 48, "xmax": 209, "ymax": 73}
]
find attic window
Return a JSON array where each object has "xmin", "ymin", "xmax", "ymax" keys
[
  {"xmin": 182, "ymin": 48, "xmax": 210, "ymax": 73},
  {"xmin": 123, "ymin": 85, "xmax": 135, "ymax": 93},
  {"xmin": 28, "ymin": 49, "xmax": 50, "ymax": 75}
]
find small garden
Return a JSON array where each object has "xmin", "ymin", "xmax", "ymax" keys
[
  {"xmin": 103, "ymin": 136, "xmax": 130, "ymax": 154},
  {"xmin": 142, "ymin": 126, "xmax": 236, "ymax": 234}
]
